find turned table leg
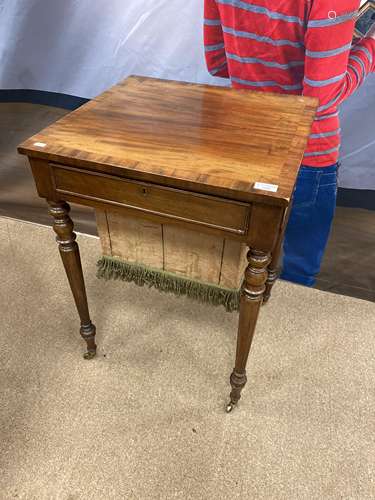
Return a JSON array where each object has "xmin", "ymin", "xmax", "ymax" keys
[
  {"xmin": 263, "ymin": 256, "xmax": 280, "ymax": 304},
  {"xmin": 264, "ymin": 202, "xmax": 293, "ymax": 304},
  {"xmin": 48, "ymin": 201, "xmax": 97, "ymax": 359},
  {"xmin": 227, "ymin": 249, "xmax": 270, "ymax": 412}
]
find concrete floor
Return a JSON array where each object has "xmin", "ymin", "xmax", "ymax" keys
[
  {"xmin": 0, "ymin": 103, "xmax": 94, "ymax": 234},
  {"xmin": 1, "ymin": 217, "xmax": 375, "ymax": 499},
  {"xmin": 1, "ymin": 102, "xmax": 375, "ymax": 303}
]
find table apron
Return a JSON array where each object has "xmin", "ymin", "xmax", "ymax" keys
[{"xmin": 49, "ymin": 163, "xmax": 251, "ymax": 239}]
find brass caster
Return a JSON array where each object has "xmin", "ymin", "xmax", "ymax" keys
[
  {"xmin": 83, "ymin": 350, "xmax": 96, "ymax": 360},
  {"xmin": 226, "ymin": 401, "xmax": 236, "ymax": 413}
]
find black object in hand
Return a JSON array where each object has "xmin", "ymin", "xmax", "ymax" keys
[{"xmin": 355, "ymin": 1, "xmax": 375, "ymax": 37}]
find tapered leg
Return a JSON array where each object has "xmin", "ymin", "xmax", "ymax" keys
[
  {"xmin": 226, "ymin": 249, "xmax": 270, "ymax": 412},
  {"xmin": 48, "ymin": 201, "xmax": 97, "ymax": 359}
]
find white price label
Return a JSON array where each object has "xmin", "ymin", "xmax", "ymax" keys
[
  {"xmin": 253, "ymin": 182, "xmax": 279, "ymax": 193},
  {"xmin": 33, "ymin": 142, "xmax": 47, "ymax": 148}
]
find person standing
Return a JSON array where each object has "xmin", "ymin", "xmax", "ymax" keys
[{"xmin": 204, "ymin": 0, "xmax": 375, "ymax": 286}]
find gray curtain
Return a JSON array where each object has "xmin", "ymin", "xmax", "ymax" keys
[{"xmin": 1, "ymin": 0, "xmax": 374, "ymax": 189}]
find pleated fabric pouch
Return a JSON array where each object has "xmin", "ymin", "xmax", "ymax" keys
[{"xmin": 95, "ymin": 209, "xmax": 247, "ymax": 312}]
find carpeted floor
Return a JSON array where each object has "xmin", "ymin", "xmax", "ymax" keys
[{"xmin": 1, "ymin": 216, "xmax": 374, "ymax": 499}]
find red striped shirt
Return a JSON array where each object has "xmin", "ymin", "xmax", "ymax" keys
[{"xmin": 204, "ymin": 0, "xmax": 375, "ymax": 167}]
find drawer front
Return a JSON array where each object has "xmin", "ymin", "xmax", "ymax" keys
[{"xmin": 50, "ymin": 164, "xmax": 250, "ymax": 235}]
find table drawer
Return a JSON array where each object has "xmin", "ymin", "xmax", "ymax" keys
[{"xmin": 50, "ymin": 164, "xmax": 250, "ymax": 235}]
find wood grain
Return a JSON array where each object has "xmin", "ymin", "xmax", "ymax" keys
[
  {"xmin": 50, "ymin": 163, "xmax": 250, "ymax": 235},
  {"xmin": 220, "ymin": 240, "xmax": 248, "ymax": 289},
  {"xmin": 95, "ymin": 210, "xmax": 111, "ymax": 255},
  {"xmin": 163, "ymin": 225, "xmax": 224, "ymax": 284},
  {"xmin": 18, "ymin": 76, "xmax": 318, "ymax": 205},
  {"xmin": 97, "ymin": 209, "xmax": 252, "ymax": 288},
  {"xmin": 106, "ymin": 211, "xmax": 164, "ymax": 268}
]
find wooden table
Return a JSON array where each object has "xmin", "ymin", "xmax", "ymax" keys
[{"xmin": 18, "ymin": 76, "xmax": 317, "ymax": 412}]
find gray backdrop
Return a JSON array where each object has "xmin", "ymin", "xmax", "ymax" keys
[{"xmin": 0, "ymin": 0, "xmax": 374, "ymax": 189}]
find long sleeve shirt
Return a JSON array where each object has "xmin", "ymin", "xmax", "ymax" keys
[{"xmin": 204, "ymin": 0, "xmax": 375, "ymax": 167}]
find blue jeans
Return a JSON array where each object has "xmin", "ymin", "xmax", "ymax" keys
[{"xmin": 280, "ymin": 163, "xmax": 338, "ymax": 287}]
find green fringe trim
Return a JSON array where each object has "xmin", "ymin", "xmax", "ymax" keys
[{"xmin": 96, "ymin": 255, "xmax": 240, "ymax": 312}]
